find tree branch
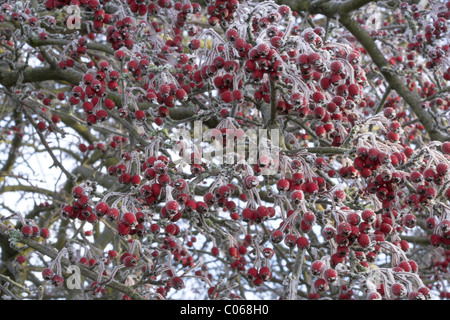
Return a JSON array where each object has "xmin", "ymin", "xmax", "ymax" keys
[
  {"xmin": 0, "ymin": 227, "xmax": 146, "ymax": 300},
  {"xmin": 338, "ymin": 15, "xmax": 449, "ymax": 142},
  {"xmin": 0, "ymin": 66, "xmax": 83, "ymax": 87},
  {"xmin": 0, "ymin": 110, "xmax": 22, "ymax": 184},
  {"xmin": 277, "ymin": 0, "xmax": 448, "ymax": 142},
  {"xmin": 22, "ymin": 107, "xmax": 74, "ymax": 181}
]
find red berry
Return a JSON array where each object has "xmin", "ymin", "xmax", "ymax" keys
[
  {"xmin": 21, "ymin": 225, "xmax": 33, "ymax": 238},
  {"xmin": 314, "ymin": 278, "xmax": 329, "ymax": 292},
  {"xmin": 17, "ymin": 255, "xmax": 26, "ymax": 264},
  {"xmin": 311, "ymin": 260, "xmax": 325, "ymax": 277},
  {"xmin": 211, "ymin": 247, "xmax": 219, "ymax": 256},
  {"xmin": 442, "ymin": 142, "xmax": 450, "ymax": 154},
  {"xmin": 391, "ymin": 283, "xmax": 407, "ymax": 297},
  {"xmin": 296, "ymin": 236, "xmax": 310, "ymax": 250},
  {"xmin": 122, "ymin": 212, "xmax": 137, "ymax": 226},
  {"xmin": 51, "ymin": 275, "xmax": 64, "ymax": 287},
  {"xmin": 40, "ymin": 228, "xmax": 50, "ymax": 239}
]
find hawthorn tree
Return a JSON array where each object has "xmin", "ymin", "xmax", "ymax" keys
[{"xmin": 0, "ymin": 0, "xmax": 449, "ymax": 301}]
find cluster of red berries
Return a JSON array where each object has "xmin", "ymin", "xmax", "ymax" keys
[
  {"xmin": 70, "ymin": 61, "xmax": 121, "ymax": 125},
  {"xmin": 78, "ymin": 138, "xmax": 125, "ymax": 153},
  {"xmin": 141, "ymin": 80, "xmax": 189, "ymax": 122},
  {"xmin": 310, "ymin": 260, "xmax": 339, "ymax": 294},
  {"xmin": 59, "ymin": 37, "xmax": 90, "ymax": 69},
  {"xmin": 36, "ymin": 107, "xmax": 61, "ymax": 133},
  {"xmin": 62, "ymin": 185, "xmax": 100, "ymax": 224},
  {"xmin": 206, "ymin": 0, "xmax": 240, "ymax": 27},
  {"xmin": 21, "ymin": 224, "xmax": 50, "ymax": 240},
  {"xmin": 41, "ymin": 267, "xmax": 64, "ymax": 288},
  {"xmin": 354, "ymin": 144, "xmax": 409, "ymax": 181},
  {"xmin": 244, "ymin": 237, "xmax": 274, "ymax": 286},
  {"xmin": 278, "ymin": 173, "xmax": 328, "ymax": 196},
  {"xmin": 428, "ymin": 217, "xmax": 450, "ymax": 248},
  {"xmin": 370, "ymin": 282, "xmax": 432, "ymax": 300},
  {"xmin": 105, "ymin": 17, "xmax": 137, "ymax": 52},
  {"xmin": 400, "ymin": 1, "xmax": 450, "ymax": 71},
  {"xmin": 309, "ymin": 284, "xmax": 354, "ymax": 300},
  {"xmin": 241, "ymin": 205, "xmax": 275, "ymax": 224},
  {"xmin": 200, "ymin": 184, "xmax": 240, "ymax": 219},
  {"xmin": 45, "ymin": 0, "xmax": 114, "ymax": 34},
  {"xmin": 185, "ymin": 1, "xmax": 369, "ymax": 145}
]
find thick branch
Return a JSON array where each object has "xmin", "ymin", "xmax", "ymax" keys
[
  {"xmin": 0, "ymin": 66, "xmax": 83, "ymax": 87},
  {"xmin": 0, "ymin": 110, "xmax": 22, "ymax": 184},
  {"xmin": 285, "ymin": 146, "xmax": 351, "ymax": 154},
  {"xmin": 0, "ymin": 184, "xmax": 56, "ymax": 197},
  {"xmin": 0, "ymin": 65, "xmax": 196, "ymax": 126},
  {"xmin": 29, "ymin": 37, "xmax": 115, "ymax": 55},
  {"xmin": 281, "ymin": 0, "xmax": 372, "ymax": 15},
  {"xmin": 338, "ymin": 15, "xmax": 449, "ymax": 142}
]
